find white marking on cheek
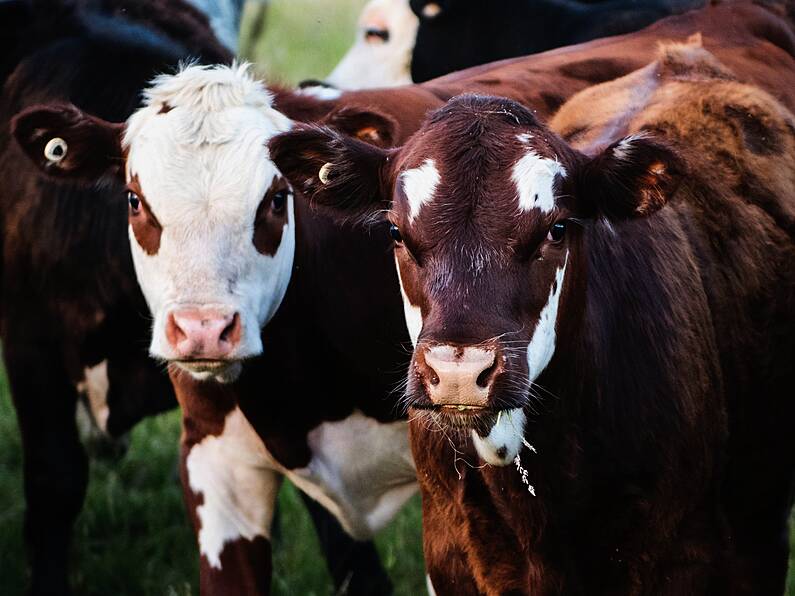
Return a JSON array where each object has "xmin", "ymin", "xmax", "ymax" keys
[
  {"xmin": 512, "ymin": 149, "xmax": 566, "ymax": 214},
  {"xmin": 186, "ymin": 408, "xmax": 281, "ymax": 570},
  {"xmin": 472, "ymin": 408, "xmax": 527, "ymax": 466},
  {"xmin": 395, "ymin": 256, "xmax": 422, "ymax": 346},
  {"xmin": 402, "ymin": 159, "xmax": 440, "ymax": 223},
  {"xmin": 426, "ymin": 574, "xmax": 437, "ymax": 596},
  {"xmin": 296, "ymin": 85, "xmax": 343, "ymax": 100},
  {"xmin": 526, "ymin": 252, "xmax": 569, "ymax": 380}
]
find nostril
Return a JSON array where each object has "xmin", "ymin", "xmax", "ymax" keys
[
  {"xmin": 476, "ymin": 358, "xmax": 498, "ymax": 388},
  {"xmin": 219, "ymin": 312, "xmax": 241, "ymax": 345},
  {"xmin": 166, "ymin": 313, "xmax": 187, "ymax": 347}
]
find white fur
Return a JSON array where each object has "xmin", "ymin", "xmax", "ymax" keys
[
  {"xmin": 426, "ymin": 574, "xmax": 437, "ymax": 596},
  {"xmin": 289, "ymin": 412, "xmax": 417, "ymax": 540},
  {"xmin": 395, "ymin": 256, "xmax": 423, "ymax": 346},
  {"xmin": 512, "ymin": 144, "xmax": 567, "ymax": 213},
  {"xmin": 472, "ymin": 408, "xmax": 527, "ymax": 466},
  {"xmin": 124, "ymin": 64, "xmax": 295, "ymax": 375},
  {"xmin": 402, "ymin": 159, "xmax": 440, "ymax": 223},
  {"xmin": 296, "ymin": 85, "xmax": 343, "ymax": 101},
  {"xmin": 526, "ymin": 252, "xmax": 569, "ymax": 380},
  {"xmin": 187, "ymin": 407, "xmax": 416, "ymax": 570},
  {"xmin": 186, "ymin": 407, "xmax": 282, "ymax": 569},
  {"xmin": 612, "ymin": 132, "xmax": 651, "ymax": 161},
  {"xmin": 327, "ymin": 0, "xmax": 418, "ymax": 89}
]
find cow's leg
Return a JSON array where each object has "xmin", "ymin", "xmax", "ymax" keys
[
  {"xmin": 179, "ymin": 406, "xmax": 281, "ymax": 595},
  {"xmin": 5, "ymin": 345, "xmax": 86, "ymax": 596},
  {"xmin": 298, "ymin": 490, "xmax": 393, "ymax": 595}
]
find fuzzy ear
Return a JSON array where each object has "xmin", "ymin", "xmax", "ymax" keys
[
  {"xmin": 323, "ymin": 106, "xmax": 399, "ymax": 148},
  {"xmin": 269, "ymin": 124, "xmax": 392, "ymax": 222},
  {"xmin": 580, "ymin": 133, "xmax": 683, "ymax": 219},
  {"xmin": 12, "ymin": 103, "xmax": 124, "ymax": 182}
]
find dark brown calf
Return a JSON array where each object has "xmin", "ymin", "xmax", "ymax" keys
[{"xmin": 270, "ymin": 42, "xmax": 795, "ymax": 595}]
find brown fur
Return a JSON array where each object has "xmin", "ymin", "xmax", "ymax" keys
[{"xmin": 272, "ymin": 35, "xmax": 795, "ymax": 596}]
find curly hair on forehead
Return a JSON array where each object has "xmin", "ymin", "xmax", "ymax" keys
[{"xmin": 428, "ymin": 94, "xmax": 540, "ymax": 129}]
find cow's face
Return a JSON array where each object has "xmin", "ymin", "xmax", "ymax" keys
[
  {"xmin": 12, "ymin": 65, "xmax": 296, "ymax": 382},
  {"xmin": 271, "ymin": 95, "xmax": 680, "ymax": 463}
]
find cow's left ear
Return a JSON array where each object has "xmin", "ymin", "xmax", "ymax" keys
[
  {"xmin": 269, "ymin": 124, "xmax": 392, "ymax": 223},
  {"xmin": 323, "ymin": 106, "xmax": 399, "ymax": 148},
  {"xmin": 579, "ymin": 134, "xmax": 683, "ymax": 219},
  {"xmin": 12, "ymin": 103, "xmax": 124, "ymax": 182}
]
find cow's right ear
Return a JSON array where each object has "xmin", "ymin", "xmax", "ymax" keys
[
  {"xmin": 12, "ymin": 103, "xmax": 124, "ymax": 182},
  {"xmin": 269, "ymin": 124, "xmax": 393, "ymax": 222}
]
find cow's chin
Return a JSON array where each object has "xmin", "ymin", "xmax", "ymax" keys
[
  {"xmin": 175, "ymin": 360, "xmax": 243, "ymax": 383},
  {"xmin": 411, "ymin": 404, "xmax": 501, "ymax": 435}
]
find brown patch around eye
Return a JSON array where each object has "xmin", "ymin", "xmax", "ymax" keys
[
  {"xmin": 253, "ymin": 177, "xmax": 290, "ymax": 256},
  {"xmin": 127, "ymin": 175, "xmax": 162, "ymax": 255}
]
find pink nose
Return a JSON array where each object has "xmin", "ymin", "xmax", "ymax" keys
[
  {"xmin": 416, "ymin": 344, "xmax": 499, "ymax": 407},
  {"xmin": 165, "ymin": 308, "xmax": 241, "ymax": 360}
]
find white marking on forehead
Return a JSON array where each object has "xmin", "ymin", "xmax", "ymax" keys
[
  {"xmin": 527, "ymin": 251, "xmax": 569, "ymax": 380},
  {"xmin": 395, "ymin": 256, "xmax": 423, "ymax": 346},
  {"xmin": 296, "ymin": 85, "xmax": 343, "ymax": 101},
  {"xmin": 472, "ymin": 408, "xmax": 527, "ymax": 466},
  {"xmin": 512, "ymin": 137, "xmax": 566, "ymax": 213},
  {"xmin": 402, "ymin": 159, "xmax": 440, "ymax": 223},
  {"xmin": 186, "ymin": 407, "xmax": 282, "ymax": 570}
]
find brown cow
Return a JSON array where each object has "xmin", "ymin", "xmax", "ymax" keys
[{"xmin": 270, "ymin": 38, "xmax": 795, "ymax": 596}]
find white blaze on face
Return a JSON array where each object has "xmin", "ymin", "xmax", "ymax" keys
[
  {"xmin": 124, "ymin": 64, "xmax": 295, "ymax": 365},
  {"xmin": 472, "ymin": 408, "xmax": 527, "ymax": 466},
  {"xmin": 402, "ymin": 158, "xmax": 440, "ymax": 223},
  {"xmin": 527, "ymin": 252, "xmax": 569, "ymax": 380},
  {"xmin": 186, "ymin": 407, "xmax": 282, "ymax": 570},
  {"xmin": 512, "ymin": 134, "xmax": 567, "ymax": 213},
  {"xmin": 327, "ymin": 0, "xmax": 418, "ymax": 89},
  {"xmin": 395, "ymin": 256, "xmax": 422, "ymax": 346}
]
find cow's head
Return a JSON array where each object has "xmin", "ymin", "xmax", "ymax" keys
[
  {"xmin": 271, "ymin": 95, "xmax": 681, "ymax": 464},
  {"xmin": 12, "ymin": 65, "xmax": 296, "ymax": 382},
  {"xmin": 327, "ymin": 0, "xmax": 419, "ymax": 89}
]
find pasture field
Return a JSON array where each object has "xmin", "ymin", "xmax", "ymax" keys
[{"xmin": 0, "ymin": 1, "xmax": 793, "ymax": 594}]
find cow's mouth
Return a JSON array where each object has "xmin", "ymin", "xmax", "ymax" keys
[
  {"xmin": 412, "ymin": 403, "xmax": 500, "ymax": 433},
  {"xmin": 174, "ymin": 359, "xmax": 243, "ymax": 382}
]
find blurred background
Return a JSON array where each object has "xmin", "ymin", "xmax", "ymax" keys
[{"xmin": 1, "ymin": 0, "xmax": 793, "ymax": 594}]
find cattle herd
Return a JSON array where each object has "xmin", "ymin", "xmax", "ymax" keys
[{"xmin": 2, "ymin": 0, "xmax": 794, "ymax": 594}]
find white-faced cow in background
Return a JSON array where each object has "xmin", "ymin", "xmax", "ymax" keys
[
  {"xmin": 327, "ymin": 0, "xmax": 418, "ymax": 89},
  {"xmin": 269, "ymin": 40, "xmax": 795, "ymax": 595}
]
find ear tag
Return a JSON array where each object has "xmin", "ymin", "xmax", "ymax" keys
[
  {"xmin": 318, "ymin": 162, "xmax": 333, "ymax": 185},
  {"xmin": 44, "ymin": 137, "xmax": 68, "ymax": 163},
  {"xmin": 422, "ymin": 2, "xmax": 442, "ymax": 18}
]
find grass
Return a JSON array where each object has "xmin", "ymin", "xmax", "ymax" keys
[{"xmin": 1, "ymin": 1, "xmax": 794, "ymax": 594}]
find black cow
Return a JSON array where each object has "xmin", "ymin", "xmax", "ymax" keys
[{"xmin": 409, "ymin": 0, "xmax": 706, "ymax": 82}]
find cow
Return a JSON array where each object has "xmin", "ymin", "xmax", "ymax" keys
[
  {"xmin": 327, "ymin": 0, "xmax": 418, "ymax": 89},
  {"xmin": 409, "ymin": 0, "xmax": 708, "ymax": 82},
  {"xmin": 267, "ymin": 39, "xmax": 795, "ymax": 595},
  {"xmin": 0, "ymin": 1, "xmax": 390, "ymax": 594},
  {"xmin": 13, "ymin": 1, "xmax": 795, "ymax": 593}
]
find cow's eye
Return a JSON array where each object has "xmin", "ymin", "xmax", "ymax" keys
[
  {"xmin": 272, "ymin": 189, "xmax": 288, "ymax": 213},
  {"xmin": 128, "ymin": 191, "xmax": 141, "ymax": 214},
  {"xmin": 389, "ymin": 223, "xmax": 403, "ymax": 243},
  {"xmin": 547, "ymin": 221, "xmax": 566, "ymax": 242}
]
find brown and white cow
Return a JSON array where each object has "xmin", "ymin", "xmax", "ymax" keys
[
  {"xmin": 12, "ymin": 1, "xmax": 795, "ymax": 592},
  {"xmin": 269, "ymin": 40, "xmax": 795, "ymax": 594}
]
